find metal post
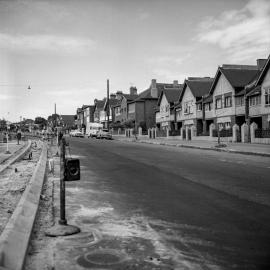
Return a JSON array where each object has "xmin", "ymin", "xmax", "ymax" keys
[
  {"xmin": 5, "ymin": 132, "xmax": 10, "ymax": 154},
  {"xmin": 59, "ymin": 137, "xmax": 67, "ymax": 225}
]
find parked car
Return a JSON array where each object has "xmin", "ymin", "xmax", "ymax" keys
[
  {"xmin": 96, "ymin": 129, "xmax": 112, "ymax": 140},
  {"xmin": 70, "ymin": 130, "xmax": 84, "ymax": 138}
]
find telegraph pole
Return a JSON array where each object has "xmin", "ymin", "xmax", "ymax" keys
[{"xmin": 107, "ymin": 79, "xmax": 110, "ymax": 129}]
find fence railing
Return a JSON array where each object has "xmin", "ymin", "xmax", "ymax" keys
[
  {"xmin": 197, "ymin": 131, "xmax": 210, "ymax": 136},
  {"xmin": 255, "ymin": 129, "xmax": 270, "ymax": 138},
  {"xmin": 156, "ymin": 129, "xmax": 167, "ymax": 137},
  {"xmin": 142, "ymin": 130, "xmax": 148, "ymax": 136},
  {"xmin": 169, "ymin": 130, "xmax": 180, "ymax": 136},
  {"xmin": 212, "ymin": 128, "xmax": 232, "ymax": 137}
]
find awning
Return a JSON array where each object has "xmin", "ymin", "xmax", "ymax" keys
[{"xmin": 217, "ymin": 117, "xmax": 231, "ymax": 123}]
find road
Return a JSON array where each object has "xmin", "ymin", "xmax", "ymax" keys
[{"xmin": 60, "ymin": 137, "xmax": 270, "ymax": 270}]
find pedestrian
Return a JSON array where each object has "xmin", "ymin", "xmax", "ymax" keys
[
  {"xmin": 16, "ymin": 129, "xmax": 22, "ymax": 145},
  {"xmin": 58, "ymin": 131, "xmax": 63, "ymax": 147}
]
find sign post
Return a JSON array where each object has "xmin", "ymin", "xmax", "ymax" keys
[{"xmin": 45, "ymin": 137, "xmax": 80, "ymax": 237}]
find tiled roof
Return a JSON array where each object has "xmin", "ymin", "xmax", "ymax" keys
[
  {"xmin": 220, "ymin": 68, "xmax": 259, "ymax": 88},
  {"xmin": 179, "ymin": 78, "xmax": 214, "ymax": 102},
  {"xmin": 203, "ymin": 95, "xmax": 213, "ymax": 103},
  {"xmin": 252, "ymin": 54, "xmax": 270, "ymax": 87},
  {"xmin": 122, "ymin": 94, "xmax": 138, "ymax": 101},
  {"xmin": 132, "ymin": 82, "xmax": 182, "ymax": 102},
  {"xmin": 246, "ymin": 85, "xmax": 261, "ymax": 97},
  {"xmin": 60, "ymin": 115, "xmax": 75, "ymax": 126},
  {"xmin": 186, "ymin": 78, "xmax": 214, "ymax": 98},
  {"xmin": 163, "ymin": 88, "xmax": 183, "ymax": 103},
  {"xmin": 95, "ymin": 100, "xmax": 105, "ymax": 109}
]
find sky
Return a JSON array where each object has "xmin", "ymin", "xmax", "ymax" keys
[{"xmin": 0, "ymin": 0, "xmax": 269, "ymax": 122}]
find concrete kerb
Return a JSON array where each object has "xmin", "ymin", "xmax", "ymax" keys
[
  {"xmin": 114, "ymin": 137, "xmax": 270, "ymax": 157},
  {"xmin": 0, "ymin": 141, "xmax": 32, "ymax": 174},
  {"xmin": 0, "ymin": 142, "xmax": 48, "ymax": 270}
]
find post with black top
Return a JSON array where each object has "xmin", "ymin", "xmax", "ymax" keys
[
  {"xmin": 59, "ymin": 137, "xmax": 67, "ymax": 225},
  {"xmin": 45, "ymin": 137, "xmax": 80, "ymax": 237}
]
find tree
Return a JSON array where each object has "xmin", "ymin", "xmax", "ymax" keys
[
  {"xmin": 0, "ymin": 119, "xmax": 7, "ymax": 131},
  {"xmin": 34, "ymin": 117, "xmax": 47, "ymax": 130}
]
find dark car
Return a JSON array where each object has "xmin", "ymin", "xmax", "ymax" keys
[{"xmin": 96, "ymin": 129, "xmax": 112, "ymax": 140}]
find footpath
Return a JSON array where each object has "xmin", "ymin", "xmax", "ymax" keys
[
  {"xmin": 113, "ymin": 135, "xmax": 270, "ymax": 157},
  {"xmin": 0, "ymin": 140, "xmax": 26, "ymax": 164}
]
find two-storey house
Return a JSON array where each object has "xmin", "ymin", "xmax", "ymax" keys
[
  {"xmin": 209, "ymin": 64, "xmax": 260, "ymax": 129},
  {"xmin": 128, "ymin": 79, "xmax": 181, "ymax": 130},
  {"xmin": 93, "ymin": 99, "xmax": 106, "ymax": 123},
  {"xmin": 175, "ymin": 77, "xmax": 214, "ymax": 134},
  {"xmin": 246, "ymin": 56, "xmax": 270, "ymax": 128},
  {"xmin": 156, "ymin": 88, "xmax": 182, "ymax": 130},
  {"xmin": 111, "ymin": 88, "xmax": 138, "ymax": 126}
]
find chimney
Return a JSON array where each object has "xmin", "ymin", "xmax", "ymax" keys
[
  {"xmin": 116, "ymin": 91, "xmax": 123, "ymax": 99},
  {"xmin": 110, "ymin": 93, "xmax": 116, "ymax": 99},
  {"xmin": 257, "ymin": 59, "xmax": 267, "ymax": 70},
  {"xmin": 173, "ymin": 80, "xmax": 178, "ymax": 87},
  {"xmin": 130, "ymin": 86, "xmax": 137, "ymax": 95},
  {"xmin": 151, "ymin": 79, "xmax": 158, "ymax": 98}
]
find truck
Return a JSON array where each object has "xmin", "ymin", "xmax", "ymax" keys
[{"xmin": 85, "ymin": 122, "xmax": 103, "ymax": 138}]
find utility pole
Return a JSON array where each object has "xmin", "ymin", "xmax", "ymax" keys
[{"xmin": 107, "ymin": 79, "xmax": 110, "ymax": 129}]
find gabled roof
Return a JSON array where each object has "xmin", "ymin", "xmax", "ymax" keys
[
  {"xmin": 104, "ymin": 98, "xmax": 119, "ymax": 110},
  {"xmin": 60, "ymin": 115, "xmax": 75, "ymax": 126},
  {"xmin": 209, "ymin": 65, "xmax": 259, "ymax": 95},
  {"xmin": 254, "ymin": 54, "xmax": 270, "ymax": 86},
  {"xmin": 157, "ymin": 87, "xmax": 183, "ymax": 106},
  {"xmin": 131, "ymin": 82, "xmax": 182, "ymax": 103},
  {"xmin": 94, "ymin": 100, "xmax": 105, "ymax": 110},
  {"xmin": 179, "ymin": 78, "xmax": 214, "ymax": 102}
]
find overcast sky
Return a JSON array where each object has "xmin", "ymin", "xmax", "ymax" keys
[{"xmin": 0, "ymin": 0, "xmax": 269, "ymax": 122}]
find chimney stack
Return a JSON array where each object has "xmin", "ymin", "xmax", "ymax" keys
[
  {"xmin": 151, "ymin": 79, "xmax": 158, "ymax": 98},
  {"xmin": 257, "ymin": 59, "xmax": 267, "ymax": 70},
  {"xmin": 116, "ymin": 91, "xmax": 123, "ymax": 99},
  {"xmin": 130, "ymin": 86, "xmax": 137, "ymax": 95},
  {"xmin": 110, "ymin": 93, "xmax": 116, "ymax": 99}
]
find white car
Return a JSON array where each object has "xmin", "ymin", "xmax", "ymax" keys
[{"xmin": 70, "ymin": 130, "xmax": 84, "ymax": 138}]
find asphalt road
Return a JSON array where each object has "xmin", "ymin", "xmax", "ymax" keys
[{"xmin": 63, "ymin": 136, "xmax": 270, "ymax": 270}]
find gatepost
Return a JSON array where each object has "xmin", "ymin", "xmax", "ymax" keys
[
  {"xmin": 241, "ymin": 123, "xmax": 249, "ymax": 143},
  {"xmin": 232, "ymin": 124, "xmax": 239, "ymax": 143},
  {"xmin": 191, "ymin": 126, "xmax": 196, "ymax": 140},
  {"xmin": 250, "ymin": 122, "xmax": 258, "ymax": 143},
  {"xmin": 209, "ymin": 123, "xmax": 215, "ymax": 138}
]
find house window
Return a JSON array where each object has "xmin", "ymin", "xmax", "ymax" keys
[
  {"xmin": 184, "ymin": 102, "xmax": 192, "ymax": 114},
  {"xmin": 205, "ymin": 102, "xmax": 212, "ymax": 111},
  {"xmin": 215, "ymin": 98, "xmax": 222, "ymax": 109},
  {"xmin": 225, "ymin": 122, "xmax": 231, "ymax": 129},
  {"xmin": 218, "ymin": 123, "xmax": 224, "ymax": 130},
  {"xmin": 224, "ymin": 96, "xmax": 232, "ymax": 108},
  {"xmin": 235, "ymin": 96, "xmax": 244, "ymax": 106},
  {"xmin": 265, "ymin": 88, "xmax": 270, "ymax": 105},
  {"xmin": 249, "ymin": 95, "xmax": 261, "ymax": 106},
  {"xmin": 196, "ymin": 103, "xmax": 202, "ymax": 111}
]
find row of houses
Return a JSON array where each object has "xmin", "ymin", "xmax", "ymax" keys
[{"xmin": 75, "ymin": 54, "xmax": 270, "ymax": 137}]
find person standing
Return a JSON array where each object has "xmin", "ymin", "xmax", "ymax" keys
[{"xmin": 16, "ymin": 129, "xmax": 22, "ymax": 145}]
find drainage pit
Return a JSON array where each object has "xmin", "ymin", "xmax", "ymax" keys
[{"xmin": 77, "ymin": 249, "xmax": 127, "ymax": 268}]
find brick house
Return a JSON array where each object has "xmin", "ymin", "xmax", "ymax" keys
[
  {"xmin": 128, "ymin": 79, "xmax": 182, "ymax": 130},
  {"xmin": 111, "ymin": 88, "xmax": 138, "ymax": 126}
]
